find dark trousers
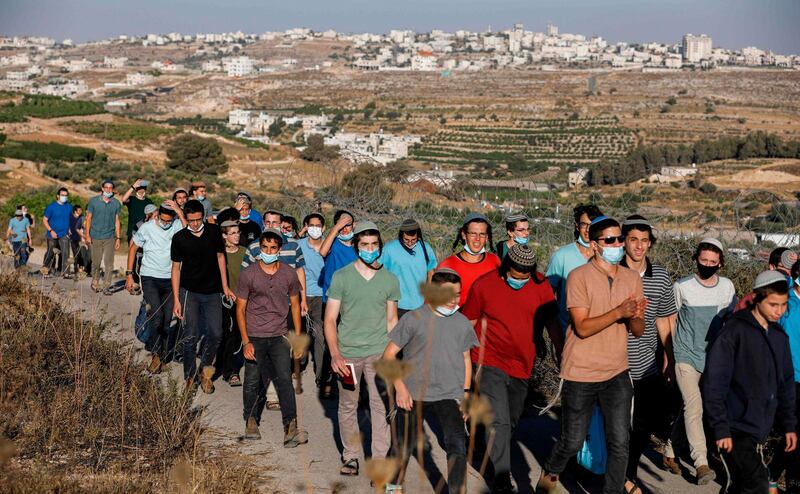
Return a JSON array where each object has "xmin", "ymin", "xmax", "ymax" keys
[
  {"xmin": 392, "ymin": 399, "xmax": 467, "ymax": 494},
  {"xmin": 43, "ymin": 235, "xmax": 70, "ymax": 274},
  {"xmin": 305, "ymin": 296, "xmax": 329, "ymax": 385},
  {"xmin": 243, "ymin": 335, "xmax": 296, "ymax": 427},
  {"xmin": 544, "ymin": 371, "xmax": 634, "ymax": 494},
  {"xmin": 70, "ymin": 239, "xmax": 88, "ymax": 274},
  {"xmin": 723, "ymin": 431, "xmax": 769, "ymax": 494},
  {"xmin": 768, "ymin": 382, "xmax": 800, "ymax": 492},
  {"xmin": 141, "ymin": 276, "xmax": 175, "ymax": 361},
  {"xmin": 479, "ymin": 365, "xmax": 529, "ymax": 483},
  {"xmin": 216, "ymin": 304, "xmax": 243, "ymax": 379},
  {"xmin": 626, "ymin": 373, "xmax": 668, "ymax": 480},
  {"xmin": 11, "ymin": 241, "xmax": 28, "ymax": 267},
  {"xmin": 179, "ymin": 289, "xmax": 222, "ymax": 380}
]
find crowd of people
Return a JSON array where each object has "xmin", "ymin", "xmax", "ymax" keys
[{"xmin": 7, "ymin": 179, "xmax": 800, "ymax": 494}]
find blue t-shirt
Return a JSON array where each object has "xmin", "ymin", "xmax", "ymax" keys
[
  {"xmin": 297, "ymin": 237, "xmax": 324, "ymax": 297},
  {"xmin": 249, "ymin": 209, "xmax": 264, "ymax": 230},
  {"xmin": 379, "ymin": 239, "xmax": 438, "ymax": 310},
  {"xmin": 43, "ymin": 201, "xmax": 72, "ymax": 238},
  {"xmin": 546, "ymin": 242, "xmax": 590, "ymax": 332},
  {"xmin": 780, "ymin": 286, "xmax": 800, "ymax": 383},
  {"xmin": 321, "ymin": 238, "xmax": 357, "ymax": 301},
  {"xmin": 8, "ymin": 217, "xmax": 30, "ymax": 242}
]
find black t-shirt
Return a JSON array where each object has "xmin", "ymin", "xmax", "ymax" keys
[
  {"xmin": 238, "ymin": 220, "xmax": 261, "ymax": 247},
  {"xmin": 170, "ymin": 223, "xmax": 225, "ymax": 294}
]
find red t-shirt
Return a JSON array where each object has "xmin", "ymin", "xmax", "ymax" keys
[
  {"xmin": 461, "ymin": 270, "xmax": 557, "ymax": 379},
  {"xmin": 438, "ymin": 253, "xmax": 502, "ymax": 306}
]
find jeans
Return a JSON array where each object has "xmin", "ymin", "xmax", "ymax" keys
[
  {"xmin": 392, "ymin": 399, "xmax": 467, "ymax": 494},
  {"xmin": 722, "ymin": 431, "xmax": 769, "ymax": 494},
  {"xmin": 90, "ymin": 238, "xmax": 115, "ymax": 287},
  {"xmin": 626, "ymin": 373, "xmax": 669, "ymax": 480},
  {"xmin": 305, "ymin": 297, "xmax": 329, "ymax": 385},
  {"xmin": 179, "ymin": 288, "xmax": 222, "ymax": 380},
  {"xmin": 664, "ymin": 362, "xmax": 709, "ymax": 468},
  {"xmin": 216, "ymin": 303, "xmax": 243, "ymax": 379},
  {"xmin": 544, "ymin": 371, "xmax": 634, "ymax": 494},
  {"xmin": 478, "ymin": 365, "xmax": 528, "ymax": 483},
  {"xmin": 11, "ymin": 241, "xmax": 28, "ymax": 267},
  {"xmin": 338, "ymin": 353, "xmax": 391, "ymax": 461},
  {"xmin": 43, "ymin": 235, "xmax": 70, "ymax": 275},
  {"xmin": 242, "ymin": 335, "xmax": 297, "ymax": 427},
  {"xmin": 141, "ymin": 276, "xmax": 175, "ymax": 362}
]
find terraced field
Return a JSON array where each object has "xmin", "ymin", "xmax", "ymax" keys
[{"xmin": 410, "ymin": 117, "xmax": 637, "ymax": 172}]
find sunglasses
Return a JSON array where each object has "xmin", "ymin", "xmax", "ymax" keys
[{"xmin": 597, "ymin": 235, "xmax": 625, "ymax": 245}]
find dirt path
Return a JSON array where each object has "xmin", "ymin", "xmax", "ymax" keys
[{"xmin": 21, "ymin": 250, "xmax": 722, "ymax": 494}]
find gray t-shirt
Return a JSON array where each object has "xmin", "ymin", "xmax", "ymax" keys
[
  {"xmin": 86, "ymin": 195, "xmax": 121, "ymax": 240},
  {"xmin": 390, "ymin": 305, "xmax": 479, "ymax": 402}
]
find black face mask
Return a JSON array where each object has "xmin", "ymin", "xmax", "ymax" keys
[{"xmin": 696, "ymin": 262, "xmax": 719, "ymax": 280}]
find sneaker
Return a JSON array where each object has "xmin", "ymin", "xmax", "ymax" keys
[
  {"xmin": 696, "ymin": 465, "xmax": 715, "ymax": 485},
  {"xmin": 244, "ymin": 417, "xmax": 261, "ymax": 440},
  {"xmin": 535, "ymin": 471, "xmax": 559, "ymax": 494},
  {"xmin": 102, "ymin": 287, "xmax": 114, "ymax": 296},
  {"xmin": 283, "ymin": 418, "xmax": 308, "ymax": 448},
  {"xmin": 662, "ymin": 455, "xmax": 682, "ymax": 475},
  {"xmin": 385, "ymin": 484, "xmax": 403, "ymax": 493},
  {"xmin": 148, "ymin": 354, "xmax": 162, "ymax": 374},
  {"xmin": 200, "ymin": 366, "xmax": 215, "ymax": 394}
]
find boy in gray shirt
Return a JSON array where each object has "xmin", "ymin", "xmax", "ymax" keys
[{"xmin": 382, "ymin": 267, "xmax": 479, "ymax": 494}]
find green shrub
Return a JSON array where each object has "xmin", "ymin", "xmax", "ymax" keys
[
  {"xmin": 0, "ymin": 140, "xmax": 96, "ymax": 162},
  {"xmin": 0, "ymin": 95, "xmax": 104, "ymax": 122}
]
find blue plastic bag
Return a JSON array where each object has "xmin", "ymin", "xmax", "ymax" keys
[
  {"xmin": 135, "ymin": 299, "xmax": 151, "ymax": 345},
  {"xmin": 577, "ymin": 405, "xmax": 607, "ymax": 474}
]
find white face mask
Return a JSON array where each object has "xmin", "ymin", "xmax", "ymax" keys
[
  {"xmin": 307, "ymin": 226, "xmax": 323, "ymax": 240},
  {"xmin": 188, "ymin": 222, "xmax": 205, "ymax": 233}
]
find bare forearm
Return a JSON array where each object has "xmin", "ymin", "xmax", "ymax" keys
[
  {"xmin": 574, "ymin": 307, "xmax": 622, "ymax": 338},
  {"xmin": 324, "ymin": 318, "xmax": 340, "ymax": 357},
  {"xmin": 627, "ymin": 317, "xmax": 645, "ymax": 338},
  {"xmin": 291, "ymin": 298, "xmax": 302, "ymax": 335},
  {"xmin": 171, "ymin": 263, "xmax": 181, "ymax": 301},
  {"xmin": 126, "ymin": 242, "xmax": 138, "ymax": 271},
  {"xmin": 236, "ymin": 302, "xmax": 249, "ymax": 343}
]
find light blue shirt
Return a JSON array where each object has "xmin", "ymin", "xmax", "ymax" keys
[
  {"xmin": 133, "ymin": 219, "xmax": 183, "ymax": 279},
  {"xmin": 8, "ymin": 217, "xmax": 30, "ymax": 242},
  {"xmin": 297, "ymin": 237, "xmax": 324, "ymax": 297},
  {"xmin": 379, "ymin": 239, "xmax": 437, "ymax": 311},
  {"xmin": 780, "ymin": 286, "xmax": 800, "ymax": 383},
  {"xmin": 546, "ymin": 242, "xmax": 590, "ymax": 331}
]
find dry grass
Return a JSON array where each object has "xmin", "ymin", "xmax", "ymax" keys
[{"xmin": 0, "ymin": 274, "xmax": 260, "ymax": 493}]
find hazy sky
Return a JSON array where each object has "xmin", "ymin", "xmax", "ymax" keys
[{"xmin": 2, "ymin": 0, "xmax": 798, "ymax": 54}]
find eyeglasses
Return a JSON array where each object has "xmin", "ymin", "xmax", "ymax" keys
[{"xmin": 597, "ymin": 235, "xmax": 625, "ymax": 245}]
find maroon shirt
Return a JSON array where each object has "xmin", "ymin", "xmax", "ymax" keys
[{"xmin": 236, "ymin": 262, "xmax": 301, "ymax": 337}]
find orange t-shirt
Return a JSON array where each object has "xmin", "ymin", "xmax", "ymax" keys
[
  {"xmin": 560, "ymin": 259, "xmax": 644, "ymax": 383},
  {"xmin": 438, "ymin": 252, "xmax": 502, "ymax": 306}
]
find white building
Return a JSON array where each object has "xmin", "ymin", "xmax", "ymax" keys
[
  {"xmin": 127, "ymin": 72, "xmax": 155, "ymax": 86},
  {"xmin": 411, "ymin": 51, "xmax": 438, "ymax": 71},
  {"xmin": 224, "ymin": 56, "xmax": 254, "ymax": 77},
  {"xmin": 201, "ymin": 60, "xmax": 222, "ymax": 72},
  {"xmin": 682, "ymin": 34, "xmax": 712, "ymax": 63},
  {"xmin": 66, "ymin": 59, "xmax": 92, "ymax": 72},
  {"xmin": 103, "ymin": 56, "xmax": 128, "ymax": 68},
  {"xmin": 228, "ymin": 109, "xmax": 252, "ymax": 127}
]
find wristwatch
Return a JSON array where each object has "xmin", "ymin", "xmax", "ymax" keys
[{"xmin": 125, "ymin": 270, "xmax": 133, "ymax": 276}]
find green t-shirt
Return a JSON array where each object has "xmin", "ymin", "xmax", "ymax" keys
[
  {"xmin": 126, "ymin": 196, "xmax": 153, "ymax": 238},
  {"xmin": 225, "ymin": 246, "xmax": 246, "ymax": 291},
  {"xmin": 327, "ymin": 262, "xmax": 401, "ymax": 359}
]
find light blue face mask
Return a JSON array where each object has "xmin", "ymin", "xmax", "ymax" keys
[
  {"xmin": 338, "ymin": 231, "xmax": 354, "ymax": 242},
  {"xmin": 506, "ymin": 276, "xmax": 530, "ymax": 290},
  {"xmin": 601, "ymin": 246, "xmax": 625, "ymax": 265},
  {"xmin": 259, "ymin": 252, "xmax": 278, "ymax": 264},
  {"xmin": 513, "ymin": 236, "xmax": 528, "ymax": 245},
  {"xmin": 284, "ymin": 231, "xmax": 295, "ymax": 239},
  {"xmin": 160, "ymin": 220, "xmax": 174, "ymax": 230},
  {"xmin": 359, "ymin": 248, "xmax": 380, "ymax": 264},
  {"xmin": 196, "ymin": 194, "xmax": 205, "ymax": 201},
  {"xmin": 577, "ymin": 236, "xmax": 590, "ymax": 248},
  {"xmin": 240, "ymin": 214, "xmax": 250, "ymax": 221},
  {"xmin": 435, "ymin": 304, "xmax": 460, "ymax": 317},
  {"xmin": 464, "ymin": 243, "xmax": 486, "ymax": 255},
  {"xmin": 102, "ymin": 191, "xmax": 114, "ymax": 198}
]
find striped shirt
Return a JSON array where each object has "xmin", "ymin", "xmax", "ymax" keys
[
  {"xmin": 242, "ymin": 238, "xmax": 305, "ymax": 270},
  {"xmin": 621, "ymin": 258, "xmax": 677, "ymax": 380}
]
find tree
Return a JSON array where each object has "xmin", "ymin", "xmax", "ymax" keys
[
  {"xmin": 301, "ymin": 134, "xmax": 339, "ymax": 162},
  {"xmin": 267, "ymin": 118, "xmax": 286, "ymax": 138},
  {"xmin": 334, "ymin": 165, "xmax": 394, "ymax": 211},
  {"xmin": 383, "ymin": 160, "xmax": 412, "ymax": 183},
  {"xmin": 166, "ymin": 133, "xmax": 228, "ymax": 175}
]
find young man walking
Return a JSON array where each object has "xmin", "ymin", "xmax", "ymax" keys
[
  {"xmin": 41, "ymin": 187, "xmax": 72, "ymax": 277},
  {"xmin": 495, "ymin": 212, "xmax": 530, "ymax": 260},
  {"xmin": 86, "ymin": 180, "xmax": 122, "ymax": 293},
  {"xmin": 325, "ymin": 221, "xmax": 400, "ymax": 476},
  {"xmin": 126, "ymin": 201, "xmax": 186, "ymax": 373},
  {"xmin": 218, "ymin": 220, "xmax": 247, "ymax": 386},
  {"xmin": 379, "ymin": 218, "xmax": 437, "ymax": 318},
  {"xmin": 171, "ymin": 199, "xmax": 234, "ymax": 393},
  {"xmin": 538, "ymin": 216, "xmax": 646, "ymax": 494},
  {"xmin": 663, "ymin": 237, "xmax": 737, "ymax": 484},
  {"xmin": 462, "ymin": 244, "xmax": 559, "ymax": 493},
  {"xmin": 383, "ymin": 267, "xmax": 479, "ymax": 494},
  {"xmin": 7, "ymin": 208, "xmax": 31, "ymax": 269},
  {"xmin": 704, "ymin": 271, "xmax": 797, "ymax": 494},
  {"xmin": 236, "ymin": 229, "xmax": 308, "ymax": 447}
]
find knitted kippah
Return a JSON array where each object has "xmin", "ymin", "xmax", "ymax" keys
[
  {"xmin": 399, "ymin": 218, "xmax": 420, "ymax": 232},
  {"xmin": 781, "ymin": 250, "xmax": 798, "ymax": 269},
  {"xmin": 508, "ymin": 244, "xmax": 536, "ymax": 267},
  {"xmin": 752, "ymin": 270, "xmax": 788, "ymax": 290}
]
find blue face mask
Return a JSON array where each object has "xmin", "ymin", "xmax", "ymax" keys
[
  {"xmin": 338, "ymin": 231, "xmax": 354, "ymax": 242},
  {"xmin": 160, "ymin": 220, "xmax": 174, "ymax": 230},
  {"xmin": 240, "ymin": 214, "xmax": 250, "ymax": 221},
  {"xmin": 513, "ymin": 236, "xmax": 528, "ymax": 245},
  {"xmin": 435, "ymin": 304, "xmax": 460, "ymax": 317},
  {"xmin": 259, "ymin": 252, "xmax": 278, "ymax": 264},
  {"xmin": 464, "ymin": 243, "xmax": 486, "ymax": 255},
  {"xmin": 359, "ymin": 248, "xmax": 380, "ymax": 264},
  {"xmin": 577, "ymin": 236, "xmax": 590, "ymax": 248},
  {"xmin": 284, "ymin": 231, "xmax": 295, "ymax": 239},
  {"xmin": 196, "ymin": 194, "xmax": 205, "ymax": 201},
  {"xmin": 506, "ymin": 276, "xmax": 530, "ymax": 290},
  {"xmin": 600, "ymin": 246, "xmax": 625, "ymax": 265},
  {"xmin": 102, "ymin": 191, "xmax": 114, "ymax": 198}
]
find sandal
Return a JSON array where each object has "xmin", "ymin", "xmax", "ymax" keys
[
  {"xmin": 228, "ymin": 374, "xmax": 242, "ymax": 387},
  {"xmin": 625, "ymin": 480, "xmax": 642, "ymax": 494},
  {"xmin": 267, "ymin": 400, "xmax": 281, "ymax": 411},
  {"xmin": 340, "ymin": 458, "xmax": 359, "ymax": 476}
]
